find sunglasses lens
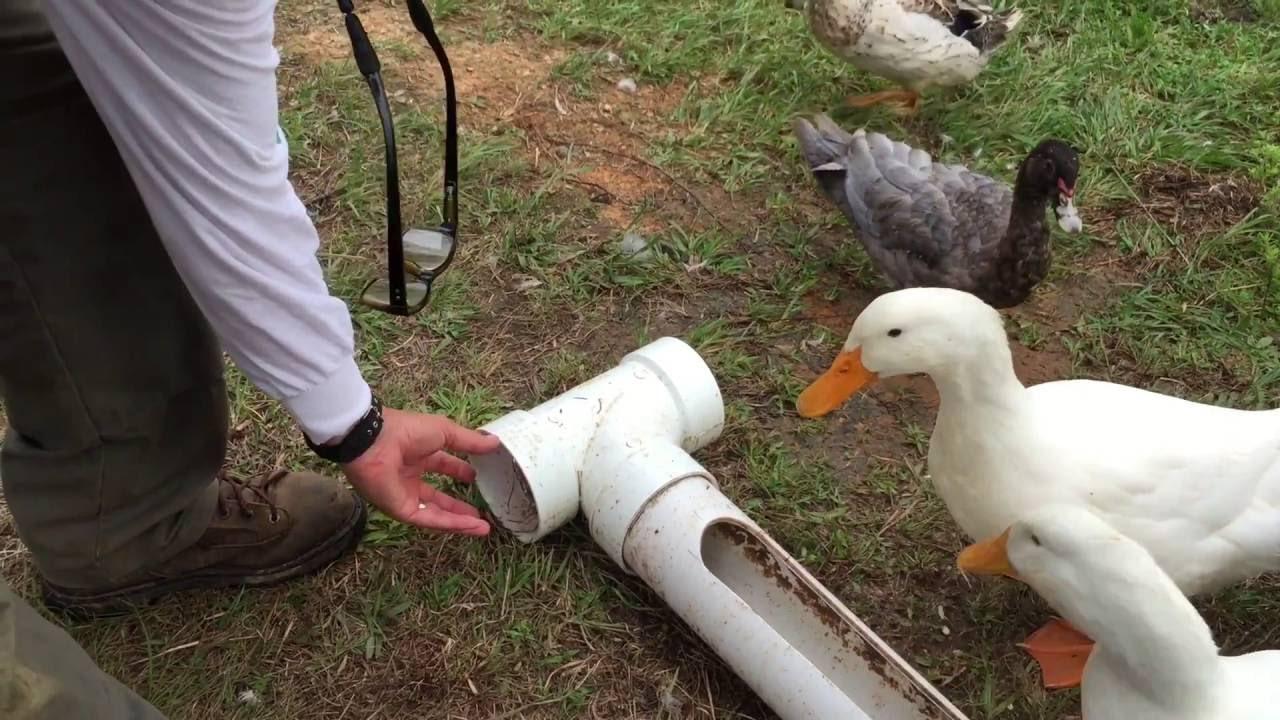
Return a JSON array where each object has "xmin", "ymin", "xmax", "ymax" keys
[
  {"xmin": 404, "ymin": 228, "xmax": 454, "ymax": 273},
  {"xmin": 406, "ymin": 280, "xmax": 428, "ymax": 308},
  {"xmin": 360, "ymin": 276, "xmax": 430, "ymax": 310}
]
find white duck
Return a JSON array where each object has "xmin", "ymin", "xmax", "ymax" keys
[
  {"xmin": 958, "ymin": 505, "xmax": 1280, "ymax": 720},
  {"xmin": 783, "ymin": 0, "xmax": 1024, "ymax": 114},
  {"xmin": 795, "ymin": 287, "xmax": 1280, "ymax": 685}
]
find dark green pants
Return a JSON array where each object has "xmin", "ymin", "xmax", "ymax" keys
[
  {"xmin": 0, "ymin": 578, "xmax": 165, "ymax": 719},
  {"xmin": 1, "ymin": 1, "xmax": 225, "ymax": 717},
  {"xmin": 0, "ymin": 2, "xmax": 222, "ymax": 590}
]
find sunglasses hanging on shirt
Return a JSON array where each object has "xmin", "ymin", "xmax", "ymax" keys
[{"xmin": 337, "ymin": 0, "xmax": 458, "ymax": 316}]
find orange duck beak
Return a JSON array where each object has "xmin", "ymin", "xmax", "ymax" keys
[
  {"xmin": 957, "ymin": 528, "xmax": 1021, "ymax": 581},
  {"xmin": 796, "ymin": 347, "xmax": 878, "ymax": 418}
]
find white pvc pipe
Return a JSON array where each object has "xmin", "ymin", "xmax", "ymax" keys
[{"xmin": 472, "ymin": 338, "xmax": 969, "ymax": 720}]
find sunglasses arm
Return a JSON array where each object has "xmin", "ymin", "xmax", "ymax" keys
[
  {"xmin": 405, "ymin": 0, "xmax": 459, "ymax": 271},
  {"xmin": 338, "ymin": 0, "xmax": 409, "ymax": 312}
]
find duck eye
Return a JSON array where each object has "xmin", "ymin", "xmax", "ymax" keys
[
  {"xmin": 1031, "ymin": 533, "xmax": 1042, "ymax": 547},
  {"xmin": 887, "ymin": 328, "xmax": 902, "ymax": 338}
]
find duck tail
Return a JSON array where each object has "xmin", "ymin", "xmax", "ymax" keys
[
  {"xmin": 955, "ymin": 1, "xmax": 1023, "ymax": 54},
  {"xmin": 1001, "ymin": 7, "xmax": 1025, "ymax": 32},
  {"xmin": 793, "ymin": 114, "xmax": 882, "ymax": 235}
]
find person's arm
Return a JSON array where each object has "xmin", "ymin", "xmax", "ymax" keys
[
  {"xmin": 42, "ymin": 0, "xmax": 503, "ymax": 534},
  {"xmin": 41, "ymin": 0, "xmax": 366, "ymax": 444}
]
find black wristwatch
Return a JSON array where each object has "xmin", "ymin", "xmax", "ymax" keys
[{"xmin": 305, "ymin": 395, "xmax": 385, "ymax": 464}]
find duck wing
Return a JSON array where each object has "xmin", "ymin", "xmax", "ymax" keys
[
  {"xmin": 793, "ymin": 114, "xmax": 1012, "ymax": 290},
  {"xmin": 1027, "ymin": 380, "xmax": 1280, "ymax": 596},
  {"xmin": 898, "ymin": 0, "xmax": 1025, "ymax": 54},
  {"xmin": 896, "ymin": 0, "xmax": 961, "ymax": 23}
]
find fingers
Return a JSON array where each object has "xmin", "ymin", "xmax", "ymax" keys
[
  {"xmin": 390, "ymin": 408, "xmax": 502, "ymax": 461},
  {"xmin": 406, "ymin": 485, "xmax": 489, "ymax": 535},
  {"xmin": 436, "ymin": 420, "xmax": 502, "ymax": 455},
  {"xmin": 419, "ymin": 483, "xmax": 482, "ymax": 519},
  {"xmin": 421, "ymin": 450, "xmax": 477, "ymax": 483},
  {"xmin": 406, "ymin": 504, "xmax": 490, "ymax": 535}
]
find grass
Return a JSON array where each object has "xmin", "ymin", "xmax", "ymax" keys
[{"xmin": 1, "ymin": 0, "xmax": 1279, "ymax": 717}]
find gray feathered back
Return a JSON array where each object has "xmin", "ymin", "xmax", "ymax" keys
[{"xmin": 793, "ymin": 114, "xmax": 1014, "ymax": 291}]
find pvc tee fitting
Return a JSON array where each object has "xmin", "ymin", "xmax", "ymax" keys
[{"xmin": 470, "ymin": 337, "xmax": 725, "ymax": 571}]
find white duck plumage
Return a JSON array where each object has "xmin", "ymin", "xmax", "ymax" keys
[
  {"xmin": 797, "ymin": 287, "xmax": 1280, "ymax": 597},
  {"xmin": 784, "ymin": 0, "xmax": 1024, "ymax": 113},
  {"xmin": 959, "ymin": 505, "xmax": 1280, "ymax": 720}
]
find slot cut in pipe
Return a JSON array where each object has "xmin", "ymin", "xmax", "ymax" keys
[{"xmin": 472, "ymin": 337, "xmax": 969, "ymax": 720}]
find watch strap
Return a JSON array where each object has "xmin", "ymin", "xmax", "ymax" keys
[{"xmin": 305, "ymin": 395, "xmax": 384, "ymax": 464}]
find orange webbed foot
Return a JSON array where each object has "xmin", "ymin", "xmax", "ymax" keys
[
  {"xmin": 1018, "ymin": 617, "xmax": 1095, "ymax": 689},
  {"xmin": 844, "ymin": 88, "xmax": 921, "ymax": 115}
]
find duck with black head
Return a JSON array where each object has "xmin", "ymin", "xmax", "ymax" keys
[{"xmin": 793, "ymin": 113, "xmax": 1082, "ymax": 308}]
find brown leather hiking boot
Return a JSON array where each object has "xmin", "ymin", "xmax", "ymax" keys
[{"xmin": 41, "ymin": 469, "xmax": 367, "ymax": 618}]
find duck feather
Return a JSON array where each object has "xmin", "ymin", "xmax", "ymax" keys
[{"xmin": 794, "ymin": 114, "xmax": 1018, "ymax": 295}]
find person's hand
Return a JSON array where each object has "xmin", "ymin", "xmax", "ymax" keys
[{"xmin": 340, "ymin": 407, "xmax": 501, "ymax": 536}]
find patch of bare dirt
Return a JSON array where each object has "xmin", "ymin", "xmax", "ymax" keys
[
  {"xmin": 283, "ymin": 17, "xmax": 573, "ymax": 130},
  {"xmin": 798, "ymin": 289, "xmax": 865, "ymax": 335},
  {"xmin": 1190, "ymin": 0, "xmax": 1260, "ymax": 23},
  {"xmin": 464, "ymin": 56, "xmax": 674, "ymax": 229},
  {"xmin": 1128, "ymin": 165, "xmax": 1262, "ymax": 237},
  {"xmin": 508, "ymin": 78, "xmax": 736, "ymax": 234},
  {"xmin": 284, "ymin": 3, "xmax": 420, "ymax": 64},
  {"xmin": 288, "ymin": 11, "xmax": 790, "ymax": 340},
  {"xmin": 1012, "ymin": 339, "xmax": 1074, "ymax": 384},
  {"xmin": 312, "ymin": 9, "xmax": 750, "ymax": 236},
  {"xmin": 280, "ymin": 6, "xmax": 739, "ymax": 236},
  {"xmin": 1082, "ymin": 163, "xmax": 1257, "ymax": 263}
]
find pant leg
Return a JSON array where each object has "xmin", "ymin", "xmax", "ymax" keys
[
  {"xmin": 0, "ymin": 578, "xmax": 167, "ymax": 719},
  {"xmin": 0, "ymin": 0, "xmax": 225, "ymax": 589}
]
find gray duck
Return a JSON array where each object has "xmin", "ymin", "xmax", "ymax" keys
[{"xmin": 793, "ymin": 113, "xmax": 1082, "ymax": 308}]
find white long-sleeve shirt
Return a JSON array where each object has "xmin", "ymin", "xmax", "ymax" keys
[{"xmin": 41, "ymin": 0, "xmax": 371, "ymax": 444}]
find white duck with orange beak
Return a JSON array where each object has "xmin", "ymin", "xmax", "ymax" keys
[
  {"xmin": 796, "ymin": 287, "xmax": 1280, "ymax": 689},
  {"xmin": 959, "ymin": 506, "xmax": 1280, "ymax": 719}
]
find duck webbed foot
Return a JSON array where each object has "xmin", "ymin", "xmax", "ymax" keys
[
  {"xmin": 844, "ymin": 88, "xmax": 921, "ymax": 115},
  {"xmin": 1018, "ymin": 617, "xmax": 1095, "ymax": 689}
]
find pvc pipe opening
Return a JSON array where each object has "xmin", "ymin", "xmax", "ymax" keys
[
  {"xmin": 701, "ymin": 520, "xmax": 958, "ymax": 719},
  {"xmin": 471, "ymin": 442, "xmax": 540, "ymax": 537}
]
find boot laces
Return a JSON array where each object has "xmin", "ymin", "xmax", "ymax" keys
[{"xmin": 216, "ymin": 469, "xmax": 287, "ymax": 523}]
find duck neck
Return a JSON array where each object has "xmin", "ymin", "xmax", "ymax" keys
[
  {"xmin": 931, "ymin": 339, "xmax": 1025, "ymax": 412},
  {"xmin": 1078, "ymin": 582, "xmax": 1223, "ymax": 707},
  {"xmin": 988, "ymin": 177, "xmax": 1054, "ymax": 306},
  {"xmin": 1007, "ymin": 183, "xmax": 1052, "ymax": 243}
]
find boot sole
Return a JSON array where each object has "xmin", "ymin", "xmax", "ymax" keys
[{"xmin": 41, "ymin": 496, "xmax": 368, "ymax": 620}]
